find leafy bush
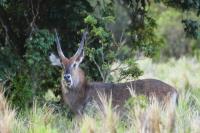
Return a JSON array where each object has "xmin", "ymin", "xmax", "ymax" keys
[
  {"xmin": 10, "ymin": 74, "xmax": 33, "ymax": 109},
  {"xmin": 1, "ymin": 30, "xmax": 60, "ymax": 110},
  {"xmin": 24, "ymin": 29, "xmax": 57, "ymax": 97}
]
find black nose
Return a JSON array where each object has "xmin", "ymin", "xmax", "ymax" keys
[{"xmin": 64, "ymin": 74, "xmax": 71, "ymax": 81}]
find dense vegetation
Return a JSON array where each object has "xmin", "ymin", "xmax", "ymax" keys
[{"xmin": 0, "ymin": 0, "xmax": 200, "ymax": 132}]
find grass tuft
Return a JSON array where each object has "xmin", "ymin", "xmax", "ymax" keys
[{"xmin": 0, "ymin": 85, "xmax": 16, "ymax": 133}]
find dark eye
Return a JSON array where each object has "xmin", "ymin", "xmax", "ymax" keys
[{"xmin": 73, "ymin": 63, "xmax": 76, "ymax": 68}]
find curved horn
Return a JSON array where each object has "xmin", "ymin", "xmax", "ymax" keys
[
  {"xmin": 74, "ymin": 30, "xmax": 88, "ymax": 58},
  {"xmin": 54, "ymin": 29, "xmax": 66, "ymax": 61}
]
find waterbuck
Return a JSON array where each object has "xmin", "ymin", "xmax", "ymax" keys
[{"xmin": 49, "ymin": 30, "xmax": 178, "ymax": 115}]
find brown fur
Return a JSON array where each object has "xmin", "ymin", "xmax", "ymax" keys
[{"xmin": 60, "ymin": 65, "xmax": 178, "ymax": 115}]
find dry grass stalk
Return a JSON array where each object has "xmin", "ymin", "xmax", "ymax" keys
[
  {"xmin": 190, "ymin": 116, "xmax": 200, "ymax": 133},
  {"xmin": 0, "ymin": 85, "xmax": 16, "ymax": 133},
  {"xmin": 98, "ymin": 92, "xmax": 119, "ymax": 133},
  {"xmin": 128, "ymin": 82, "xmax": 179, "ymax": 133},
  {"xmin": 28, "ymin": 102, "xmax": 55, "ymax": 131},
  {"xmin": 80, "ymin": 115, "xmax": 96, "ymax": 133},
  {"xmin": 145, "ymin": 98, "xmax": 161, "ymax": 133},
  {"xmin": 165, "ymin": 94, "xmax": 177, "ymax": 133},
  {"xmin": 131, "ymin": 106, "xmax": 146, "ymax": 133}
]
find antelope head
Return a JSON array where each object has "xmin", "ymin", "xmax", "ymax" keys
[{"xmin": 49, "ymin": 29, "xmax": 88, "ymax": 89}]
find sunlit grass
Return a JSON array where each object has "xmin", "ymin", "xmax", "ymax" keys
[
  {"xmin": 0, "ymin": 85, "xmax": 16, "ymax": 133},
  {"xmin": 137, "ymin": 57, "xmax": 200, "ymax": 91},
  {"xmin": 9, "ymin": 90, "xmax": 200, "ymax": 133}
]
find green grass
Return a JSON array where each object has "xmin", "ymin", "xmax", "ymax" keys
[{"xmin": 1, "ymin": 56, "xmax": 200, "ymax": 133}]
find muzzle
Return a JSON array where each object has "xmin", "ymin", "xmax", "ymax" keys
[{"xmin": 64, "ymin": 74, "xmax": 73, "ymax": 87}]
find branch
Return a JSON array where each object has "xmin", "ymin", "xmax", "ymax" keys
[
  {"xmin": 110, "ymin": 62, "xmax": 123, "ymax": 73},
  {"xmin": 117, "ymin": 75, "xmax": 127, "ymax": 82},
  {"xmin": 0, "ymin": 5, "xmax": 18, "ymax": 44},
  {"xmin": 92, "ymin": 57, "xmax": 105, "ymax": 82},
  {"xmin": 116, "ymin": 65, "xmax": 130, "ymax": 82},
  {"xmin": 28, "ymin": 0, "xmax": 41, "ymax": 37},
  {"xmin": 0, "ymin": 5, "xmax": 22, "ymax": 55},
  {"xmin": 104, "ymin": 69, "xmax": 111, "ymax": 82}
]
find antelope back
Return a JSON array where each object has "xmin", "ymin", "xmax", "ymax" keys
[{"xmin": 86, "ymin": 79, "xmax": 178, "ymax": 111}]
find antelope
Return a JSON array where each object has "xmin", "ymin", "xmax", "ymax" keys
[{"xmin": 49, "ymin": 30, "xmax": 178, "ymax": 115}]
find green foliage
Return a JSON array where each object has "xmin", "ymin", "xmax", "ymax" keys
[
  {"xmin": 162, "ymin": 0, "xmax": 200, "ymax": 14},
  {"xmin": 128, "ymin": 15, "xmax": 163, "ymax": 57},
  {"xmin": 84, "ymin": 13, "xmax": 143, "ymax": 82},
  {"xmin": 83, "ymin": 0, "xmax": 162, "ymax": 81},
  {"xmin": 0, "ymin": 0, "xmax": 93, "ymax": 108},
  {"xmin": 0, "ymin": 47, "xmax": 21, "ymax": 81},
  {"xmin": 1, "ymin": 30, "xmax": 59, "ymax": 110},
  {"xmin": 84, "ymin": 15, "xmax": 97, "ymax": 25},
  {"xmin": 24, "ymin": 30, "xmax": 57, "ymax": 96},
  {"xmin": 125, "ymin": 95, "xmax": 148, "ymax": 110},
  {"xmin": 25, "ymin": 30, "xmax": 54, "ymax": 65},
  {"xmin": 82, "ymin": 1, "xmax": 162, "ymax": 81},
  {"xmin": 161, "ymin": 0, "xmax": 200, "ymax": 39},
  {"xmin": 150, "ymin": 4, "xmax": 200, "ymax": 59},
  {"xmin": 120, "ymin": 59, "xmax": 143, "ymax": 79},
  {"xmin": 10, "ymin": 74, "xmax": 33, "ymax": 109},
  {"xmin": 84, "ymin": 12, "xmax": 114, "ymax": 81},
  {"xmin": 182, "ymin": 19, "xmax": 199, "ymax": 39}
]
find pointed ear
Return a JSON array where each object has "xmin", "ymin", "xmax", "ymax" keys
[{"xmin": 49, "ymin": 53, "xmax": 62, "ymax": 67}]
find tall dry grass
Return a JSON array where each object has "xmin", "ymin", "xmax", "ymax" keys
[
  {"xmin": 77, "ymin": 92, "xmax": 199, "ymax": 133},
  {"xmin": 0, "ymin": 84, "xmax": 16, "ymax": 133}
]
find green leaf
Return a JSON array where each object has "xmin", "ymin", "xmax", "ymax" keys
[{"xmin": 84, "ymin": 15, "xmax": 97, "ymax": 25}]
